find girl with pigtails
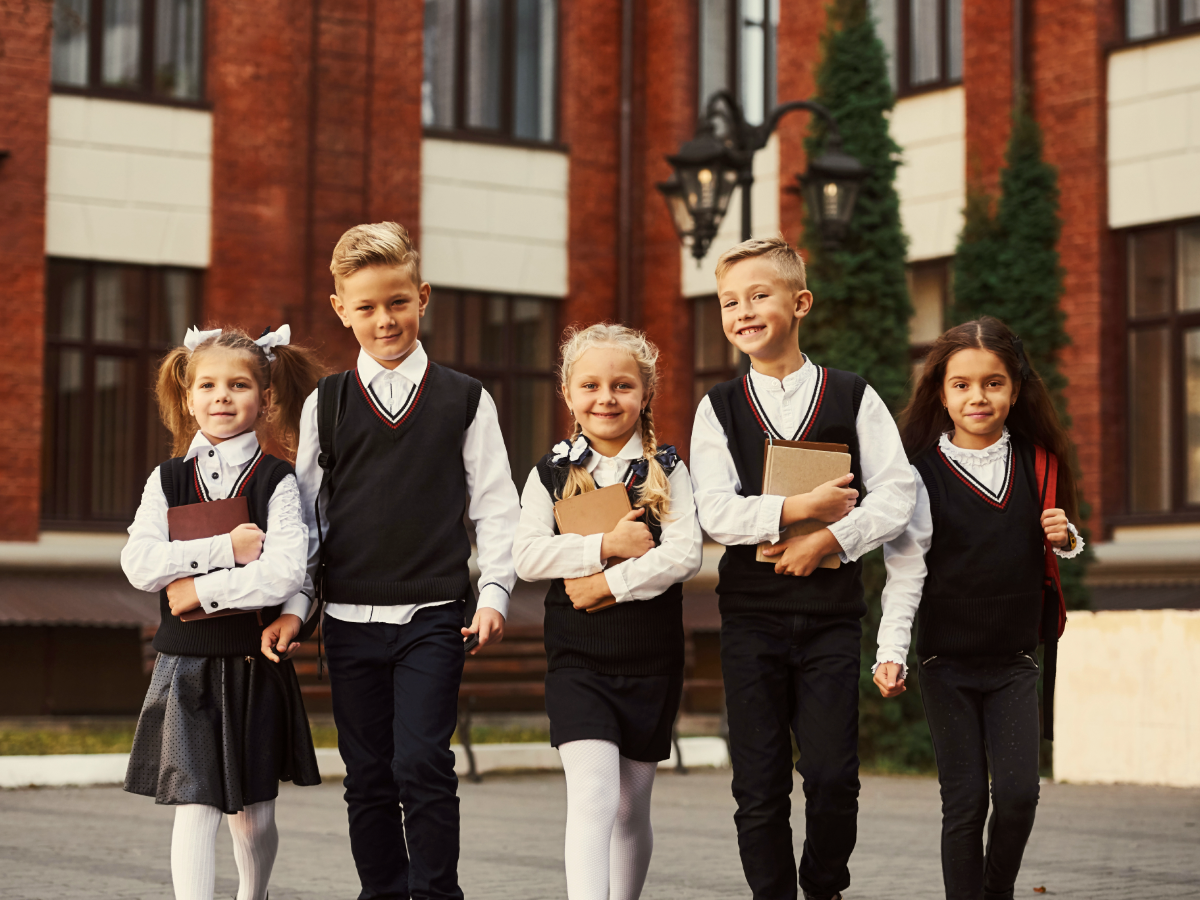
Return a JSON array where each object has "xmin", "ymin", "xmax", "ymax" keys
[
  {"xmin": 121, "ymin": 325, "xmax": 325, "ymax": 900},
  {"xmin": 513, "ymin": 323, "xmax": 703, "ymax": 900}
]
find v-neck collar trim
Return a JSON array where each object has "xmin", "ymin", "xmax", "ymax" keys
[
  {"xmin": 742, "ymin": 363, "xmax": 827, "ymax": 441},
  {"xmin": 354, "ymin": 364, "xmax": 430, "ymax": 429},
  {"xmin": 193, "ymin": 446, "xmax": 263, "ymax": 502},
  {"xmin": 937, "ymin": 441, "xmax": 1015, "ymax": 509}
]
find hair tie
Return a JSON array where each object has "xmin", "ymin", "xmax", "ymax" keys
[
  {"xmin": 183, "ymin": 326, "xmax": 221, "ymax": 352},
  {"xmin": 550, "ymin": 434, "xmax": 593, "ymax": 468},
  {"xmin": 627, "ymin": 445, "xmax": 680, "ymax": 482},
  {"xmin": 1010, "ymin": 335, "xmax": 1032, "ymax": 381},
  {"xmin": 254, "ymin": 324, "xmax": 291, "ymax": 363}
]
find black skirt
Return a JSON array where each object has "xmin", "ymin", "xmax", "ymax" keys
[
  {"xmin": 545, "ymin": 666, "xmax": 683, "ymax": 763},
  {"xmin": 125, "ymin": 652, "xmax": 321, "ymax": 814}
]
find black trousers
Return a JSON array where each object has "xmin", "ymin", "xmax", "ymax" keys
[
  {"xmin": 919, "ymin": 653, "xmax": 1041, "ymax": 900},
  {"xmin": 720, "ymin": 611, "xmax": 862, "ymax": 900},
  {"xmin": 323, "ymin": 602, "xmax": 466, "ymax": 900}
]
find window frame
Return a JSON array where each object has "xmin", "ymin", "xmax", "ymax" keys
[
  {"xmin": 1109, "ymin": 217, "xmax": 1200, "ymax": 527},
  {"xmin": 692, "ymin": 295, "xmax": 742, "ymax": 411},
  {"xmin": 890, "ymin": 0, "xmax": 963, "ymax": 100},
  {"xmin": 42, "ymin": 258, "xmax": 204, "ymax": 531},
  {"xmin": 906, "ymin": 256, "xmax": 954, "ymax": 363},
  {"xmin": 422, "ymin": 0, "xmax": 564, "ymax": 149},
  {"xmin": 1120, "ymin": 0, "xmax": 1200, "ymax": 48},
  {"xmin": 50, "ymin": 0, "xmax": 210, "ymax": 109},
  {"xmin": 695, "ymin": 0, "xmax": 778, "ymax": 124}
]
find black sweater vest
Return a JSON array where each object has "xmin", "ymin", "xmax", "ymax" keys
[
  {"xmin": 321, "ymin": 362, "xmax": 482, "ymax": 606},
  {"xmin": 152, "ymin": 452, "xmax": 291, "ymax": 657},
  {"xmin": 707, "ymin": 367, "xmax": 867, "ymax": 617},
  {"xmin": 913, "ymin": 437, "xmax": 1046, "ymax": 657},
  {"xmin": 536, "ymin": 457, "xmax": 684, "ymax": 677}
]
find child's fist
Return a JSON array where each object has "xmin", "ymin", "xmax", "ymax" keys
[
  {"xmin": 166, "ymin": 577, "xmax": 201, "ymax": 615},
  {"xmin": 261, "ymin": 613, "xmax": 303, "ymax": 662},
  {"xmin": 601, "ymin": 508, "xmax": 654, "ymax": 561},
  {"xmin": 231, "ymin": 523, "xmax": 265, "ymax": 565},
  {"xmin": 803, "ymin": 474, "xmax": 859, "ymax": 523},
  {"xmin": 1040, "ymin": 508, "xmax": 1071, "ymax": 549},
  {"xmin": 873, "ymin": 662, "xmax": 906, "ymax": 698}
]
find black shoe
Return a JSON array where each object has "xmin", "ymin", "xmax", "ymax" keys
[{"xmin": 802, "ymin": 893, "xmax": 842, "ymax": 900}]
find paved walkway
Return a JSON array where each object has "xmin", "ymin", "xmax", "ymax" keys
[{"xmin": 0, "ymin": 770, "xmax": 1196, "ymax": 899}]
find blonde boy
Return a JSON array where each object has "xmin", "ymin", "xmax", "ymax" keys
[
  {"xmin": 295, "ymin": 222, "xmax": 521, "ymax": 900},
  {"xmin": 689, "ymin": 237, "xmax": 916, "ymax": 900}
]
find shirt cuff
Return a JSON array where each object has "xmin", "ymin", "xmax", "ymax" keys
[
  {"xmin": 210, "ymin": 534, "xmax": 235, "ymax": 570},
  {"xmin": 584, "ymin": 532, "xmax": 606, "ymax": 573},
  {"xmin": 1054, "ymin": 523, "xmax": 1085, "ymax": 559},
  {"xmin": 756, "ymin": 494, "xmax": 786, "ymax": 544},
  {"xmin": 604, "ymin": 564, "xmax": 633, "ymax": 604},
  {"xmin": 193, "ymin": 569, "xmax": 230, "ymax": 613},
  {"xmin": 178, "ymin": 536, "xmax": 217, "ymax": 576},
  {"xmin": 281, "ymin": 592, "xmax": 311, "ymax": 621},
  {"xmin": 477, "ymin": 582, "xmax": 511, "ymax": 620},
  {"xmin": 827, "ymin": 517, "xmax": 861, "ymax": 562}
]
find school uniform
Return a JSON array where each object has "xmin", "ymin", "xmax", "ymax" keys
[
  {"xmin": 877, "ymin": 429, "xmax": 1082, "ymax": 900},
  {"xmin": 690, "ymin": 358, "xmax": 916, "ymax": 900},
  {"xmin": 513, "ymin": 429, "xmax": 704, "ymax": 761},
  {"xmin": 122, "ymin": 430, "xmax": 321, "ymax": 814},
  {"xmin": 295, "ymin": 342, "xmax": 520, "ymax": 900}
]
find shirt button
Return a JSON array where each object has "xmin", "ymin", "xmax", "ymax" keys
[
  {"xmin": 211, "ymin": 471, "xmax": 219, "ymax": 479},
  {"xmin": 210, "ymin": 602, "xmax": 218, "ymax": 609},
  {"xmin": 190, "ymin": 561, "xmax": 198, "ymax": 569},
  {"xmin": 208, "ymin": 450, "xmax": 214, "ymax": 458}
]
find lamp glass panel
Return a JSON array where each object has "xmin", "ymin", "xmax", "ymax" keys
[
  {"xmin": 52, "ymin": 0, "xmax": 90, "ymax": 85},
  {"xmin": 423, "ymin": 0, "xmax": 458, "ymax": 128},
  {"xmin": 1128, "ymin": 326, "xmax": 1172, "ymax": 512},
  {"xmin": 102, "ymin": 0, "xmax": 143, "ymax": 88}
]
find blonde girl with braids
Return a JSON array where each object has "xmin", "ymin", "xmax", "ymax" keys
[
  {"xmin": 121, "ymin": 325, "xmax": 325, "ymax": 900},
  {"xmin": 514, "ymin": 323, "xmax": 703, "ymax": 900}
]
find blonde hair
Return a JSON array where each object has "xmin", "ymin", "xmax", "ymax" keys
[
  {"xmin": 714, "ymin": 235, "xmax": 807, "ymax": 292},
  {"xmin": 329, "ymin": 221, "xmax": 421, "ymax": 291},
  {"xmin": 557, "ymin": 323, "xmax": 672, "ymax": 520},
  {"xmin": 155, "ymin": 328, "xmax": 327, "ymax": 461}
]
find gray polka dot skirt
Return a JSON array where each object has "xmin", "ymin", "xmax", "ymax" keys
[{"xmin": 124, "ymin": 653, "xmax": 321, "ymax": 813}]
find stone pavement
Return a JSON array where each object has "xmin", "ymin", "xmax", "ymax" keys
[{"xmin": 0, "ymin": 770, "xmax": 1196, "ymax": 899}]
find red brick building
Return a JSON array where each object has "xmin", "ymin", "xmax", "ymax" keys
[{"xmin": 1, "ymin": 0, "xmax": 1198, "ymax": 712}]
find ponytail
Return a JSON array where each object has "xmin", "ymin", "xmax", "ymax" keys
[
  {"xmin": 265, "ymin": 343, "xmax": 326, "ymax": 459},
  {"xmin": 636, "ymin": 407, "xmax": 671, "ymax": 520},
  {"xmin": 155, "ymin": 346, "xmax": 200, "ymax": 457}
]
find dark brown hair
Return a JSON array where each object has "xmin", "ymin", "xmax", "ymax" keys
[
  {"xmin": 155, "ymin": 327, "xmax": 327, "ymax": 462},
  {"xmin": 899, "ymin": 315, "xmax": 1079, "ymax": 522}
]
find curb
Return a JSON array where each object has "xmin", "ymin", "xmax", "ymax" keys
[{"xmin": 0, "ymin": 738, "xmax": 730, "ymax": 788}]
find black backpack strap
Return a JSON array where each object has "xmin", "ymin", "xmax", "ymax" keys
[
  {"xmin": 914, "ymin": 455, "xmax": 940, "ymax": 526},
  {"xmin": 466, "ymin": 378, "xmax": 483, "ymax": 429},
  {"xmin": 852, "ymin": 376, "xmax": 868, "ymax": 417}
]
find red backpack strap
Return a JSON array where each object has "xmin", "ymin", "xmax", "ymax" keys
[{"xmin": 1034, "ymin": 445, "xmax": 1067, "ymax": 639}]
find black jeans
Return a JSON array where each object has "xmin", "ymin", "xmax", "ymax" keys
[
  {"xmin": 323, "ymin": 602, "xmax": 466, "ymax": 900},
  {"xmin": 919, "ymin": 653, "xmax": 1041, "ymax": 900},
  {"xmin": 720, "ymin": 611, "xmax": 862, "ymax": 900}
]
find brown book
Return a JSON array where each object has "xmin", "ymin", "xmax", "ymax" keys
[
  {"xmin": 553, "ymin": 483, "xmax": 633, "ymax": 614},
  {"xmin": 755, "ymin": 439, "xmax": 852, "ymax": 569},
  {"xmin": 167, "ymin": 497, "xmax": 259, "ymax": 622}
]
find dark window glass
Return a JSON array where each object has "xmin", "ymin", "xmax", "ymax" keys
[
  {"xmin": 1125, "ymin": 0, "xmax": 1200, "ymax": 41},
  {"xmin": 1186, "ymin": 328, "xmax": 1200, "ymax": 503},
  {"xmin": 694, "ymin": 296, "xmax": 740, "ymax": 410},
  {"xmin": 423, "ymin": 288, "xmax": 558, "ymax": 478},
  {"xmin": 513, "ymin": 0, "xmax": 556, "ymax": 141},
  {"xmin": 51, "ymin": 0, "xmax": 204, "ymax": 101},
  {"xmin": 42, "ymin": 259, "xmax": 202, "ymax": 528},
  {"xmin": 1185, "ymin": 0, "xmax": 1200, "ymax": 23},
  {"xmin": 871, "ymin": 0, "xmax": 962, "ymax": 96},
  {"xmin": 1128, "ymin": 326, "xmax": 1172, "ymax": 512},
  {"xmin": 697, "ymin": 0, "xmax": 777, "ymax": 126},
  {"xmin": 424, "ymin": 0, "xmax": 458, "ymax": 129}
]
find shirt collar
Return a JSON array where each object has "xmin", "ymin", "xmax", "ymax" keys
[
  {"xmin": 183, "ymin": 429, "xmax": 260, "ymax": 466},
  {"xmin": 939, "ymin": 427, "xmax": 1010, "ymax": 466},
  {"xmin": 748, "ymin": 353, "xmax": 814, "ymax": 393},
  {"xmin": 583, "ymin": 427, "xmax": 645, "ymax": 473},
  {"xmin": 356, "ymin": 341, "xmax": 428, "ymax": 389}
]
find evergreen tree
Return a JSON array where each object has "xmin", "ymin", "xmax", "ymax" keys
[{"xmin": 800, "ymin": 0, "xmax": 912, "ymax": 414}]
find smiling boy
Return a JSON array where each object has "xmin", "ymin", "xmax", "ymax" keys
[
  {"xmin": 294, "ymin": 222, "xmax": 521, "ymax": 900},
  {"xmin": 689, "ymin": 237, "xmax": 916, "ymax": 900}
]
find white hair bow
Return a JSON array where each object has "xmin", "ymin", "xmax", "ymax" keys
[
  {"xmin": 254, "ymin": 324, "xmax": 291, "ymax": 362},
  {"xmin": 183, "ymin": 326, "xmax": 222, "ymax": 352}
]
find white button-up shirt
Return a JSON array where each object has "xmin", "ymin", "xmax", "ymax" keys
[
  {"xmin": 295, "ymin": 342, "xmax": 521, "ymax": 624},
  {"xmin": 689, "ymin": 357, "xmax": 916, "ymax": 561},
  {"xmin": 513, "ymin": 428, "xmax": 704, "ymax": 601},
  {"xmin": 121, "ymin": 430, "xmax": 312, "ymax": 620}
]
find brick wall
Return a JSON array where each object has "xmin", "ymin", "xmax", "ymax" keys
[
  {"xmin": 777, "ymin": 0, "xmax": 826, "ymax": 250},
  {"xmin": 0, "ymin": 0, "xmax": 51, "ymax": 541},
  {"xmin": 963, "ymin": 0, "xmax": 1013, "ymax": 193}
]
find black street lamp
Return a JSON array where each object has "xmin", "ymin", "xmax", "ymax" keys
[{"xmin": 659, "ymin": 90, "xmax": 868, "ymax": 260}]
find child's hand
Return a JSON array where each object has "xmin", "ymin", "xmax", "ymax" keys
[
  {"xmin": 873, "ymin": 662, "xmax": 906, "ymax": 698},
  {"xmin": 261, "ymin": 613, "xmax": 303, "ymax": 662},
  {"xmin": 782, "ymin": 474, "xmax": 857, "ymax": 525},
  {"xmin": 461, "ymin": 608, "xmax": 505, "ymax": 655},
  {"xmin": 601, "ymin": 508, "xmax": 654, "ymax": 561},
  {"xmin": 231, "ymin": 523, "xmax": 265, "ymax": 565},
  {"xmin": 564, "ymin": 573, "xmax": 615, "ymax": 610},
  {"xmin": 166, "ymin": 577, "xmax": 201, "ymax": 615},
  {"xmin": 1041, "ymin": 508, "xmax": 1070, "ymax": 549},
  {"xmin": 760, "ymin": 528, "xmax": 843, "ymax": 576}
]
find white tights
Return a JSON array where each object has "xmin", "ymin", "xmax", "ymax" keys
[
  {"xmin": 559, "ymin": 739, "xmax": 657, "ymax": 900},
  {"xmin": 171, "ymin": 799, "xmax": 278, "ymax": 900}
]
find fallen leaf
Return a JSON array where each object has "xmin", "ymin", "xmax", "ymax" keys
[{"xmin": 1033, "ymin": 889, "xmax": 1047, "ymax": 894}]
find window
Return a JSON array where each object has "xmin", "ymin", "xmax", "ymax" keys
[
  {"xmin": 870, "ymin": 0, "xmax": 962, "ymax": 97},
  {"xmin": 1126, "ymin": 0, "xmax": 1200, "ymax": 42},
  {"xmin": 422, "ymin": 289, "xmax": 558, "ymax": 478},
  {"xmin": 694, "ymin": 296, "xmax": 741, "ymax": 409},
  {"xmin": 423, "ymin": 0, "xmax": 558, "ymax": 143},
  {"xmin": 698, "ymin": 0, "xmax": 778, "ymax": 126},
  {"xmin": 907, "ymin": 258, "xmax": 953, "ymax": 367},
  {"xmin": 43, "ymin": 260, "xmax": 202, "ymax": 528},
  {"xmin": 51, "ymin": 0, "xmax": 205, "ymax": 101},
  {"xmin": 1124, "ymin": 222, "xmax": 1200, "ymax": 516}
]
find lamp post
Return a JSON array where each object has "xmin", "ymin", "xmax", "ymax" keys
[{"xmin": 659, "ymin": 90, "xmax": 868, "ymax": 260}]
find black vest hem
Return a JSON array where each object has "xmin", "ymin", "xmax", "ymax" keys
[
  {"xmin": 323, "ymin": 575, "xmax": 473, "ymax": 606},
  {"xmin": 717, "ymin": 590, "xmax": 868, "ymax": 619}
]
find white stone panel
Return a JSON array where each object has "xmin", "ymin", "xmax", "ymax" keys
[
  {"xmin": 681, "ymin": 134, "xmax": 781, "ymax": 297},
  {"xmin": 891, "ymin": 86, "xmax": 965, "ymax": 262},
  {"xmin": 420, "ymin": 138, "xmax": 568, "ymax": 297},
  {"xmin": 45, "ymin": 95, "xmax": 212, "ymax": 267},
  {"xmin": 1108, "ymin": 34, "xmax": 1200, "ymax": 228}
]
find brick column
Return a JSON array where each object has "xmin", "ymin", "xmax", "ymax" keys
[
  {"xmin": 0, "ymin": 0, "xmax": 51, "ymax": 541},
  {"xmin": 776, "ymin": 0, "xmax": 826, "ymax": 249},
  {"xmin": 963, "ymin": 0, "xmax": 1014, "ymax": 193}
]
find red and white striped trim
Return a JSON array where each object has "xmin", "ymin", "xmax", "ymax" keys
[
  {"xmin": 741, "ymin": 365, "xmax": 827, "ymax": 441},
  {"xmin": 937, "ymin": 442, "xmax": 1015, "ymax": 510},
  {"xmin": 192, "ymin": 446, "xmax": 263, "ymax": 502},
  {"xmin": 355, "ymin": 368, "xmax": 426, "ymax": 430}
]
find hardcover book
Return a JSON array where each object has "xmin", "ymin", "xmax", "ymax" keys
[
  {"xmin": 755, "ymin": 439, "xmax": 851, "ymax": 569},
  {"xmin": 553, "ymin": 483, "xmax": 633, "ymax": 613}
]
